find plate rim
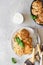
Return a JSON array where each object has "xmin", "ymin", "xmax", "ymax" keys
[{"xmin": 11, "ymin": 26, "xmax": 41, "ymax": 56}]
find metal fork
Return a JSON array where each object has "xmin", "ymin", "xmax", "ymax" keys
[{"xmin": 35, "ymin": 28, "xmax": 43, "ymax": 65}]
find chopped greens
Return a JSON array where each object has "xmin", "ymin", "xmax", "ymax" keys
[
  {"xmin": 15, "ymin": 37, "xmax": 25, "ymax": 48},
  {"xmin": 12, "ymin": 58, "xmax": 17, "ymax": 64},
  {"xmin": 31, "ymin": 15, "xmax": 37, "ymax": 20}
]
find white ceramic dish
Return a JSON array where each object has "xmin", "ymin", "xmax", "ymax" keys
[
  {"xmin": 13, "ymin": 12, "xmax": 24, "ymax": 24},
  {"xmin": 11, "ymin": 27, "xmax": 40, "ymax": 64}
]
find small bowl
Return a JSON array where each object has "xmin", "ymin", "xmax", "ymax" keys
[
  {"xmin": 30, "ymin": 0, "xmax": 43, "ymax": 26},
  {"xmin": 13, "ymin": 12, "xmax": 24, "ymax": 24}
]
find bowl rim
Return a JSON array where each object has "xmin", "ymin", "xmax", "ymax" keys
[{"xmin": 30, "ymin": 0, "xmax": 43, "ymax": 26}]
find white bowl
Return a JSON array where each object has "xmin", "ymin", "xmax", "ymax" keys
[{"xmin": 13, "ymin": 12, "xmax": 24, "ymax": 24}]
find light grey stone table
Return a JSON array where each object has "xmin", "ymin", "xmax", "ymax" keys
[{"xmin": 0, "ymin": 0, "xmax": 43, "ymax": 65}]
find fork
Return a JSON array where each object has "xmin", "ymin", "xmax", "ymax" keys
[{"xmin": 35, "ymin": 28, "xmax": 43, "ymax": 65}]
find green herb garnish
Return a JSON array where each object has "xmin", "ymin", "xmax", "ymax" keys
[
  {"xmin": 31, "ymin": 15, "xmax": 37, "ymax": 20},
  {"xmin": 12, "ymin": 58, "xmax": 17, "ymax": 64},
  {"xmin": 15, "ymin": 37, "xmax": 25, "ymax": 48}
]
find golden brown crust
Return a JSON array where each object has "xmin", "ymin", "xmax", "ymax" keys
[
  {"xmin": 11, "ymin": 29, "xmax": 33, "ymax": 56},
  {"xmin": 31, "ymin": 0, "xmax": 43, "ymax": 24},
  {"xmin": 19, "ymin": 29, "xmax": 29, "ymax": 40},
  {"xmin": 23, "ymin": 37, "xmax": 32, "ymax": 45},
  {"xmin": 24, "ymin": 44, "xmax": 32, "ymax": 54},
  {"xmin": 32, "ymin": 1, "xmax": 42, "ymax": 9},
  {"xmin": 35, "ymin": 12, "xmax": 43, "ymax": 24},
  {"xmin": 32, "ymin": 8, "xmax": 42, "ymax": 16},
  {"xmin": 38, "ymin": 12, "xmax": 43, "ymax": 22}
]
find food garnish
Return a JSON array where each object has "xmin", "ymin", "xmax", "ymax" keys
[
  {"xmin": 31, "ymin": 15, "xmax": 37, "ymax": 20},
  {"xmin": 31, "ymin": 0, "xmax": 43, "ymax": 24},
  {"xmin": 12, "ymin": 29, "xmax": 33, "ymax": 56},
  {"xmin": 12, "ymin": 58, "xmax": 17, "ymax": 64},
  {"xmin": 15, "ymin": 37, "xmax": 25, "ymax": 48}
]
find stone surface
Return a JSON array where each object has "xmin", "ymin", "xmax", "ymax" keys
[{"xmin": 0, "ymin": 0, "xmax": 43, "ymax": 65}]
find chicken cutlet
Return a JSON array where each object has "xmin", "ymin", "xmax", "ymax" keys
[{"xmin": 12, "ymin": 29, "xmax": 33, "ymax": 56}]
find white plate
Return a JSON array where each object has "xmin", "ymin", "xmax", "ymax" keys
[{"xmin": 11, "ymin": 27, "xmax": 40, "ymax": 65}]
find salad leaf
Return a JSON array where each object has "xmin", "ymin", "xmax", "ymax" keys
[
  {"xmin": 31, "ymin": 15, "xmax": 37, "ymax": 20},
  {"xmin": 12, "ymin": 58, "xmax": 17, "ymax": 64},
  {"xmin": 15, "ymin": 37, "xmax": 25, "ymax": 48}
]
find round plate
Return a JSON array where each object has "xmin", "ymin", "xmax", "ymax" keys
[{"xmin": 11, "ymin": 27, "xmax": 40, "ymax": 59}]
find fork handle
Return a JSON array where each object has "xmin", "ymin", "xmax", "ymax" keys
[
  {"xmin": 40, "ymin": 52, "xmax": 43, "ymax": 65},
  {"xmin": 32, "ymin": 48, "xmax": 35, "ymax": 63},
  {"xmin": 37, "ymin": 44, "xmax": 41, "ymax": 55}
]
